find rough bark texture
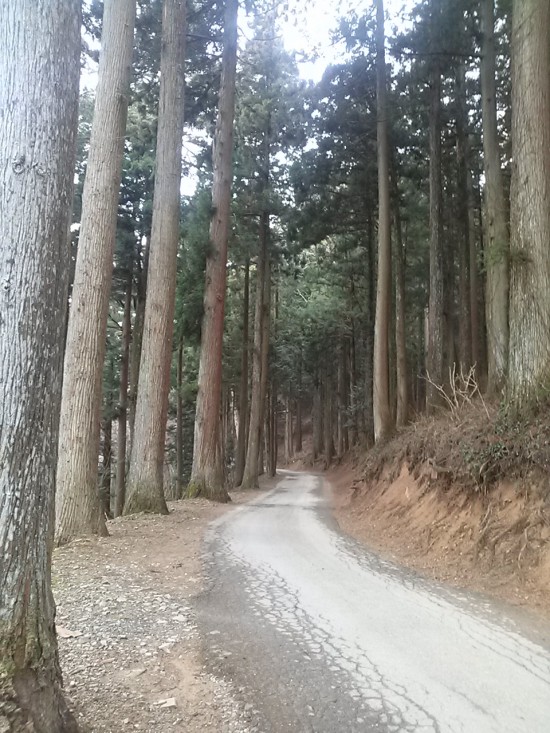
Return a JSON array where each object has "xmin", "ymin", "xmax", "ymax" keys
[
  {"xmin": 234, "ymin": 262, "xmax": 250, "ymax": 487},
  {"xmin": 189, "ymin": 0, "xmax": 238, "ymax": 502},
  {"xmin": 481, "ymin": 0, "xmax": 510, "ymax": 395},
  {"xmin": 114, "ymin": 269, "xmax": 133, "ymax": 517},
  {"xmin": 373, "ymin": 0, "xmax": 394, "ymax": 443},
  {"xmin": 176, "ymin": 339, "xmax": 185, "ymax": 500},
  {"xmin": 240, "ymin": 217, "xmax": 271, "ymax": 489},
  {"xmin": 426, "ymin": 4, "xmax": 445, "ymax": 411},
  {"xmin": 393, "ymin": 195, "xmax": 409, "ymax": 428},
  {"xmin": 508, "ymin": 0, "xmax": 550, "ymax": 404},
  {"xmin": 128, "ymin": 236, "xmax": 149, "ymax": 448},
  {"xmin": 455, "ymin": 63, "xmax": 473, "ymax": 372},
  {"xmin": 125, "ymin": 0, "xmax": 186, "ymax": 515},
  {"xmin": 56, "ymin": 0, "xmax": 136, "ymax": 544},
  {"xmin": 0, "ymin": 1, "xmax": 80, "ymax": 729}
]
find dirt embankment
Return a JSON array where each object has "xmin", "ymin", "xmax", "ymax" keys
[{"xmin": 328, "ymin": 402, "xmax": 550, "ymax": 618}]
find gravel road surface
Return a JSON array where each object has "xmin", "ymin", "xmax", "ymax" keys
[{"xmin": 196, "ymin": 471, "xmax": 550, "ymax": 733}]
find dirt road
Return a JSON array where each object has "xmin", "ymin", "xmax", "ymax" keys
[{"xmin": 196, "ymin": 471, "xmax": 550, "ymax": 732}]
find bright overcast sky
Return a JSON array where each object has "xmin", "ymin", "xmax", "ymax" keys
[{"xmin": 280, "ymin": 0, "xmax": 416, "ymax": 82}]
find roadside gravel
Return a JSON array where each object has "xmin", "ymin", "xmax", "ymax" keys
[{"xmin": 52, "ymin": 494, "xmax": 258, "ymax": 733}]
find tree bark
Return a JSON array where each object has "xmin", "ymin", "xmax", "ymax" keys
[
  {"xmin": 129, "ymin": 235, "xmax": 149, "ymax": 448},
  {"xmin": 312, "ymin": 372, "xmax": 324, "ymax": 460},
  {"xmin": 235, "ymin": 262, "xmax": 250, "ymax": 486},
  {"xmin": 426, "ymin": 1, "xmax": 445, "ymax": 411},
  {"xmin": 508, "ymin": 0, "xmax": 550, "ymax": 404},
  {"xmin": 455, "ymin": 62, "xmax": 473, "ymax": 372},
  {"xmin": 56, "ymin": 0, "xmax": 136, "ymax": 544},
  {"xmin": 0, "ymin": 0, "xmax": 80, "ymax": 727},
  {"xmin": 189, "ymin": 0, "xmax": 238, "ymax": 501},
  {"xmin": 481, "ymin": 0, "xmax": 510, "ymax": 395},
  {"xmin": 240, "ymin": 215, "xmax": 271, "ymax": 489},
  {"xmin": 176, "ymin": 338, "xmax": 185, "ymax": 499},
  {"xmin": 100, "ymin": 417, "xmax": 113, "ymax": 519},
  {"xmin": 115, "ymin": 268, "xmax": 133, "ymax": 517},
  {"xmin": 323, "ymin": 367, "xmax": 335, "ymax": 466},
  {"xmin": 364, "ymin": 213, "xmax": 375, "ymax": 444},
  {"xmin": 125, "ymin": 0, "xmax": 186, "ymax": 514},
  {"xmin": 373, "ymin": 0, "xmax": 394, "ymax": 443}
]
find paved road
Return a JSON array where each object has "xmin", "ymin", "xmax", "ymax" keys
[{"xmin": 196, "ymin": 471, "xmax": 550, "ymax": 732}]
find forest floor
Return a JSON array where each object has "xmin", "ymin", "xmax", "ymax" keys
[{"xmin": 52, "ymin": 483, "xmax": 275, "ymax": 733}]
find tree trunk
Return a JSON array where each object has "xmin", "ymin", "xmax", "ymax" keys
[
  {"xmin": 115, "ymin": 267, "xmax": 133, "ymax": 517},
  {"xmin": 468, "ymin": 143, "xmax": 482, "ymax": 375},
  {"xmin": 56, "ymin": 0, "xmax": 135, "ymax": 544},
  {"xmin": 125, "ymin": 0, "xmax": 186, "ymax": 515},
  {"xmin": 508, "ymin": 0, "xmax": 550, "ymax": 404},
  {"xmin": 312, "ymin": 371, "xmax": 323, "ymax": 459},
  {"xmin": 189, "ymin": 0, "xmax": 238, "ymax": 501},
  {"xmin": 234, "ymin": 261, "xmax": 250, "ymax": 486},
  {"xmin": 364, "ymin": 213, "xmax": 375, "ymax": 444},
  {"xmin": 373, "ymin": 0, "xmax": 394, "ymax": 443},
  {"xmin": 455, "ymin": 62, "xmax": 473, "ymax": 372},
  {"xmin": 176, "ymin": 338, "xmax": 185, "ymax": 499},
  {"xmin": 0, "ymin": 0, "xmax": 80, "ymax": 727},
  {"xmin": 129, "ymin": 235, "xmax": 149, "ymax": 448},
  {"xmin": 100, "ymin": 418, "xmax": 113, "ymax": 519},
  {"xmin": 481, "ymin": 0, "xmax": 510, "ymax": 395},
  {"xmin": 426, "ymin": 2, "xmax": 445, "ymax": 411},
  {"xmin": 391, "ymin": 163, "xmax": 409, "ymax": 428},
  {"xmin": 323, "ymin": 367, "xmax": 334, "ymax": 466},
  {"xmin": 241, "ymin": 215, "xmax": 271, "ymax": 489}
]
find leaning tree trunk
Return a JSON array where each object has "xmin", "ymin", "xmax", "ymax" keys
[
  {"xmin": 56, "ymin": 0, "xmax": 136, "ymax": 544},
  {"xmin": 124, "ymin": 0, "xmax": 186, "ymax": 515},
  {"xmin": 481, "ymin": 0, "xmax": 510, "ymax": 395},
  {"xmin": 508, "ymin": 0, "xmax": 550, "ymax": 405},
  {"xmin": 0, "ymin": 1, "xmax": 80, "ymax": 728},
  {"xmin": 373, "ymin": 0, "xmax": 394, "ymax": 443},
  {"xmin": 189, "ymin": 0, "xmax": 238, "ymax": 502}
]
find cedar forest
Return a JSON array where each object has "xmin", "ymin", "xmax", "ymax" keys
[{"xmin": 1, "ymin": 0, "xmax": 550, "ymax": 728}]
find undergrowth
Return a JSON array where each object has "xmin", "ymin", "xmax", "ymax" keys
[{"xmin": 362, "ymin": 396, "xmax": 550, "ymax": 496}]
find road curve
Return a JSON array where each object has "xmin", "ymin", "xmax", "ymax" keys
[{"xmin": 196, "ymin": 471, "xmax": 550, "ymax": 732}]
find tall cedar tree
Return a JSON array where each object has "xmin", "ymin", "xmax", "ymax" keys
[
  {"xmin": 426, "ymin": 0, "xmax": 445, "ymax": 409},
  {"xmin": 0, "ymin": 1, "xmax": 80, "ymax": 728},
  {"xmin": 125, "ymin": 0, "xmax": 187, "ymax": 514},
  {"xmin": 56, "ymin": 0, "xmax": 136, "ymax": 544},
  {"xmin": 481, "ymin": 0, "xmax": 510, "ymax": 395},
  {"xmin": 373, "ymin": 0, "xmax": 394, "ymax": 442},
  {"xmin": 508, "ymin": 0, "xmax": 550, "ymax": 404},
  {"xmin": 189, "ymin": 0, "xmax": 239, "ymax": 502}
]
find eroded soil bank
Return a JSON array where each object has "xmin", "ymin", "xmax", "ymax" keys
[{"xmin": 327, "ymin": 407, "xmax": 550, "ymax": 619}]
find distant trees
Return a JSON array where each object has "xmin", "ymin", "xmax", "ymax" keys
[{"xmin": 0, "ymin": 0, "xmax": 80, "ymax": 727}]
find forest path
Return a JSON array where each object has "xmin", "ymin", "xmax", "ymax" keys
[{"xmin": 196, "ymin": 470, "xmax": 550, "ymax": 733}]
